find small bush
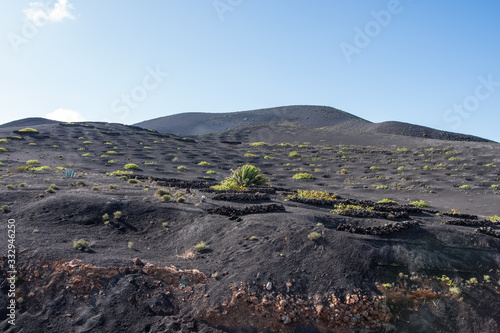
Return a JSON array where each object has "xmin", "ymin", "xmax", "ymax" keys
[
  {"xmin": 76, "ymin": 180, "xmax": 86, "ymax": 186},
  {"xmin": 6, "ymin": 184, "xmax": 15, "ymax": 189},
  {"xmin": 292, "ymin": 173, "xmax": 314, "ymax": 180},
  {"xmin": 106, "ymin": 151, "xmax": 117, "ymax": 154},
  {"xmin": 92, "ymin": 186, "xmax": 99, "ymax": 191},
  {"xmin": 109, "ymin": 184, "xmax": 118, "ymax": 190},
  {"xmin": 198, "ymin": 161, "xmax": 211, "ymax": 166},
  {"xmin": 410, "ymin": 200, "xmax": 430, "ymax": 208},
  {"xmin": 397, "ymin": 166, "xmax": 406, "ymax": 171},
  {"xmin": 73, "ymin": 239, "xmax": 89, "ymax": 251},
  {"xmin": 307, "ymin": 231, "xmax": 321, "ymax": 241},
  {"xmin": 128, "ymin": 242, "xmax": 134, "ymax": 249},
  {"xmin": 338, "ymin": 168, "xmax": 349, "ymax": 175},
  {"xmin": 264, "ymin": 156, "xmax": 273, "ymax": 159},
  {"xmin": 193, "ymin": 241, "xmax": 209, "ymax": 252},
  {"xmin": 249, "ymin": 142, "xmax": 267, "ymax": 147},
  {"xmin": 0, "ymin": 139, "xmax": 8, "ymax": 143},
  {"xmin": 459, "ymin": 184, "xmax": 470, "ymax": 190},
  {"xmin": 293, "ymin": 189, "xmax": 336, "ymax": 200},
  {"xmin": 370, "ymin": 166, "xmax": 380, "ymax": 170},
  {"xmin": 161, "ymin": 194, "xmax": 172, "ymax": 201},
  {"xmin": 177, "ymin": 165, "xmax": 187, "ymax": 171},
  {"xmin": 298, "ymin": 144, "xmax": 308, "ymax": 148},
  {"xmin": 127, "ymin": 179, "xmax": 140, "ymax": 184},
  {"xmin": 206, "ymin": 170, "xmax": 216, "ymax": 174},
  {"xmin": 397, "ymin": 148, "xmax": 409, "ymax": 152},
  {"xmin": 111, "ymin": 170, "xmax": 133, "ymax": 176},
  {"xmin": 491, "ymin": 184, "xmax": 499, "ymax": 190},
  {"xmin": 102, "ymin": 213, "xmax": 110, "ymax": 220},
  {"xmin": 19, "ymin": 182, "xmax": 27, "ymax": 187},
  {"xmin": 377, "ymin": 198, "xmax": 398, "ymax": 204},
  {"xmin": 114, "ymin": 211, "xmax": 122, "ymax": 219},
  {"xmin": 176, "ymin": 196, "xmax": 186, "ymax": 203},
  {"xmin": 26, "ymin": 160, "xmax": 39, "ymax": 165},
  {"xmin": 487, "ymin": 215, "xmax": 500, "ymax": 223},
  {"xmin": 423, "ymin": 165, "xmax": 432, "ymax": 170},
  {"xmin": 1, "ymin": 205, "xmax": 9, "ymax": 212},
  {"xmin": 279, "ymin": 143, "xmax": 292, "ymax": 147},
  {"xmin": 484, "ymin": 163, "xmax": 496, "ymax": 167},
  {"xmin": 448, "ymin": 157, "xmax": 459, "ymax": 161},
  {"xmin": 81, "ymin": 153, "xmax": 91, "ymax": 157},
  {"xmin": 124, "ymin": 163, "xmax": 139, "ymax": 170},
  {"xmin": 288, "ymin": 151, "xmax": 300, "ymax": 158},
  {"xmin": 0, "ymin": 147, "xmax": 7, "ymax": 152},
  {"xmin": 18, "ymin": 128, "xmax": 38, "ymax": 132},
  {"xmin": 155, "ymin": 189, "xmax": 170, "ymax": 197},
  {"xmin": 374, "ymin": 185, "xmax": 389, "ymax": 190},
  {"xmin": 445, "ymin": 151, "xmax": 454, "ymax": 155},
  {"xmin": 244, "ymin": 153, "xmax": 257, "ymax": 158}
]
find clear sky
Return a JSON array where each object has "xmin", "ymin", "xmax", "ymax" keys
[{"xmin": 1, "ymin": 1, "xmax": 499, "ymax": 142}]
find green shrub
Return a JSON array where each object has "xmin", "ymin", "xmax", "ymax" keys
[
  {"xmin": 484, "ymin": 163, "xmax": 496, "ymax": 167},
  {"xmin": 109, "ymin": 184, "xmax": 118, "ymax": 190},
  {"xmin": 410, "ymin": 200, "xmax": 430, "ymax": 208},
  {"xmin": 1, "ymin": 205, "xmax": 9, "ymax": 212},
  {"xmin": 459, "ymin": 184, "xmax": 470, "ymax": 190},
  {"xmin": 244, "ymin": 153, "xmax": 257, "ymax": 158},
  {"xmin": 288, "ymin": 151, "xmax": 300, "ymax": 158},
  {"xmin": 264, "ymin": 156, "xmax": 273, "ymax": 159},
  {"xmin": 6, "ymin": 184, "xmax": 15, "ymax": 189},
  {"xmin": 397, "ymin": 166, "xmax": 406, "ymax": 171},
  {"xmin": 198, "ymin": 161, "xmax": 211, "ymax": 166},
  {"xmin": 292, "ymin": 173, "xmax": 314, "ymax": 180},
  {"xmin": 206, "ymin": 170, "xmax": 216, "ymax": 174},
  {"xmin": 298, "ymin": 144, "xmax": 308, "ymax": 148},
  {"xmin": 73, "ymin": 239, "xmax": 89, "ymax": 251},
  {"xmin": 111, "ymin": 170, "xmax": 133, "ymax": 176},
  {"xmin": 127, "ymin": 179, "xmax": 140, "ymax": 184},
  {"xmin": 293, "ymin": 189, "xmax": 336, "ymax": 200},
  {"xmin": 0, "ymin": 147, "xmax": 7, "ymax": 152},
  {"xmin": 92, "ymin": 186, "xmax": 99, "ymax": 191},
  {"xmin": 487, "ymin": 215, "xmax": 500, "ymax": 223},
  {"xmin": 370, "ymin": 166, "xmax": 380, "ymax": 170},
  {"xmin": 106, "ymin": 151, "xmax": 117, "ymax": 154},
  {"xmin": 155, "ymin": 189, "xmax": 170, "ymax": 197},
  {"xmin": 26, "ymin": 160, "xmax": 39, "ymax": 165},
  {"xmin": 338, "ymin": 168, "xmax": 349, "ymax": 175},
  {"xmin": 374, "ymin": 185, "xmax": 389, "ymax": 190},
  {"xmin": 19, "ymin": 182, "xmax": 27, "ymax": 187},
  {"xmin": 423, "ymin": 165, "xmax": 432, "ymax": 170},
  {"xmin": 124, "ymin": 163, "xmax": 139, "ymax": 170},
  {"xmin": 81, "ymin": 153, "xmax": 91, "ymax": 157},
  {"xmin": 307, "ymin": 231, "xmax": 321, "ymax": 241},
  {"xmin": 448, "ymin": 157, "xmax": 459, "ymax": 161},
  {"xmin": 279, "ymin": 142, "xmax": 292, "ymax": 147},
  {"xmin": 102, "ymin": 213, "xmax": 110, "ymax": 220},
  {"xmin": 0, "ymin": 139, "xmax": 8, "ymax": 143},
  {"xmin": 177, "ymin": 165, "xmax": 187, "ymax": 171},
  {"xmin": 332, "ymin": 203, "xmax": 374, "ymax": 214},
  {"xmin": 445, "ymin": 151, "xmax": 454, "ymax": 155},
  {"xmin": 161, "ymin": 194, "xmax": 172, "ymax": 201},
  {"xmin": 491, "ymin": 185, "xmax": 499, "ymax": 190},
  {"xmin": 18, "ymin": 128, "xmax": 38, "ymax": 132},
  {"xmin": 249, "ymin": 142, "xmax": 267, "ymax": 147},
  {"xmin": 397, "ymin": 148, "xmax": 409, "ymax": 152},
  {"xmin": 176, "ymin": 196, "xmax": 186, "ymax": 203},
  {"xmin": 193, "ymin": 241, "xmax": 209, "ymax": 252},
  {"xmin": 76, "ymin": 180, "xmax": 86, "ymax": 186},
  {"xmin": 377, "ymin": 199, "xmax": 398, "ymax": 204},
  {"xmin": 114, "ymin": 211, "xmax": 122, "ymax": 219}
]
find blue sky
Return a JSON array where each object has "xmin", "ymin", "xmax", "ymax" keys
[{"xmin": 1, "ymin": 1, "xmax": 499, "ymax": 142}]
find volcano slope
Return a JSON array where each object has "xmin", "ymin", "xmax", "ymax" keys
[{"xmin": 0, "ymin": 121, "xmax": 499, "ymax": 332}]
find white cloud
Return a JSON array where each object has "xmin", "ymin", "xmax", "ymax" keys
[
  {"xmin": 25, "ymin": 0, "xmax": 75, "ymax": 25},
  {"xmin": 45, "ymin": 108, "xmax": 85, "ymax": 122}
]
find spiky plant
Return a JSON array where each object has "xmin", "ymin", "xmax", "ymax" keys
[{"xmin": 229, "ymin": 165, "xmax": 269, "ymax": 187}]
